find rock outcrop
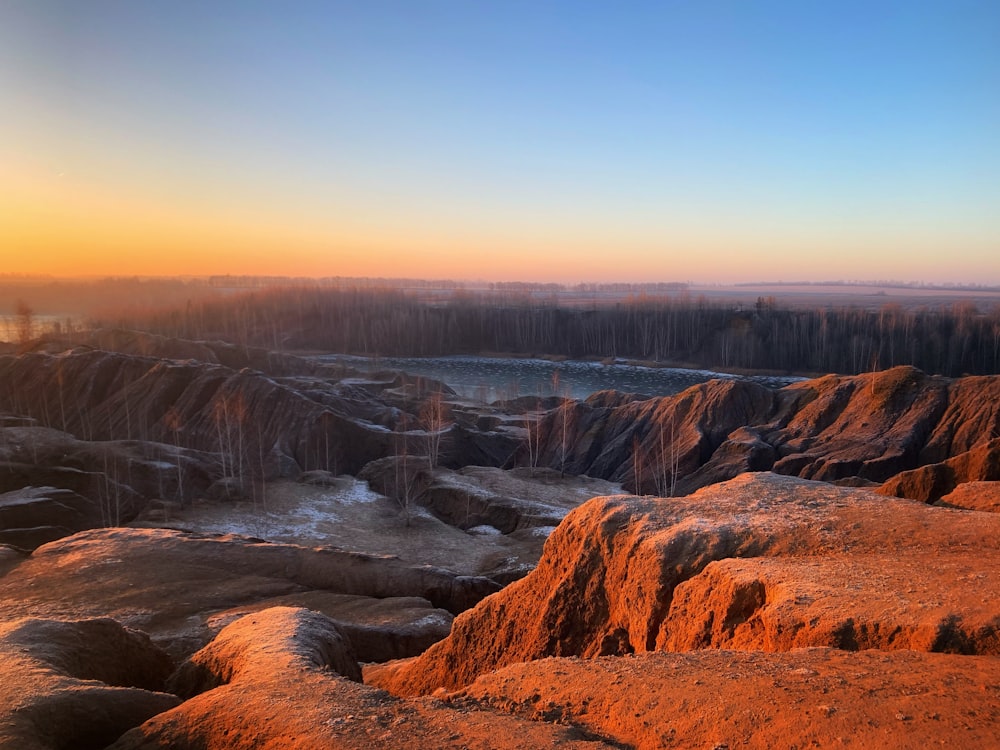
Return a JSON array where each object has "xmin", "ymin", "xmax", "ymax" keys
[
  {"xmin": 110, "ymin": 607, "xmax": 613, "ymax": 750},
  {"xmin": 878, "ymin": 438, "xmax": 1000, "ymax": 502},
  {"xmin": 0, "ymin": 426, "xmax": 218, "ymax": 547},
  {"xmin": 525, "ymin": 367, "xmax": 1000, "ymax": 501},
  {"xmin": 360, "ymin": 459, "xmax": 619, "ymax": 535},
  {"xmin": 937, "ymin": 480, "xmax": 1000, "ymax": 513},
  {"xmin": 0, "ymin": 527, "xmax": 498, "ymax": 660},
  {"xmin": 0, "ymin": 617, "xmax": 179, "ymax": 750},
  {"xmin": 367, "ymin": 473, "xmax": 1000, "ymax": 696}
]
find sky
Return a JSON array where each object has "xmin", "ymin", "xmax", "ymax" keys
[{"xmin": 2, "ymin": 1, "xmax": 998, "ymax": 284}]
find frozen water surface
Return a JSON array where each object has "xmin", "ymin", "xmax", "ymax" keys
[{"xmin": 318, "ymin": 354, "xmax": 802, "ymax": 401}]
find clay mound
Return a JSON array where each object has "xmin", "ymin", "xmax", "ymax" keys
[
  {"xmin": 367, "ymin": 473, "xmax": 1000, "ymax": 696},
  {"xmin": 462, "ymin": 649, "xmax": 1000, "ymax": 750},
  {"xmin": 768, "ymin": 366, "xmax": 949, "ymax": 482},
  {"xmin": 521, "ymin": 367, "xmax": 1000, "ymax": 499},
  {"xmin": 0, "ymin": 347, "xmax": 517, "ymax": 485},
  {"xmin": 0, "ymin": 527, "xmax": 498, "ymax": 660},
  {"xmin": 528, "ymin": 377, "xmax": 779, "ymax": 492},
  {"xmin": 0, "ymin": 544, "xmax": 23, "ymax": 575},
  {"xmin": 0, "ymin": 485, "xmax": 106, "ymax": 550},
  {"xmin": 206, "ymin": 592, "xmax": 454, "ymax": 663},
  {"xmin": 659, "ymin": 552, "xmax": 1000, "ymax": 653},
  {"xmin": 920, "ymin": 373, "xmax": 1000, "ymax": 461},
  {"xmin": 938, "ymin": 480, "xmax": 1000, "ymax": 513},
  {"xmin": 111, "ymin": 607, "xmax": 612, "ymax": 750},
  {"xmin": 35, "ymin": 327, "xmax": 348, "ymax": 378},
  {"xmin": 878, "ymin": 437, "xmax": 1000, "ymax": 502},
  {"xmin": 168, "ymin": 606, "xmax": 362, "ymax": 697},
  {"xmin": 0, "ymin": 617, "xmax": 179, "ymax": 750}
]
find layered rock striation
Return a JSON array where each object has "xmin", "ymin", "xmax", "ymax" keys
[{"xmin": 526, "ymin": 366, "xmax": 1000, "ymax": 500}]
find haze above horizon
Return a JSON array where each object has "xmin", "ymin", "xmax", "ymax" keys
[{"xmin": 2, "ymin": 1, "xmax": 998, "ymax": 284}]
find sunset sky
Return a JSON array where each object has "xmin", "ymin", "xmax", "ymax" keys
[{"xmin": 2, "ymin": 1, "xmax": 998, "ymax": 284}]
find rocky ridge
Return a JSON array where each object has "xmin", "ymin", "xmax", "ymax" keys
[
  {"xmin": 368, "ymin": 473, "xmax": 1000, "ymax": 696},
  {"xmin": 528, "ymin": 366, "xmax": 1000, "ymax": 500}
]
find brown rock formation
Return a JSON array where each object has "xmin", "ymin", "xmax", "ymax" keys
[
  {"xmin": 937, "ymin": 480, "xmax": 1000, "ymax": 512},
  {"xmin": 360, "ymin": 459, "xmax": 619, "ymax": 535},
  {"xmin": 878, "ymin": 438, "xmax": 1000, "ymax": 502},
  {"xmin": 0, "ymin": 527, "xmax": 498, "ymax": 660},
  {"xmin": 659, "ymin": 553, "xmax": 1000, "ymax": 653},
  {"xmin": 367, "ymin": 473, "xmax": 1000, "ymax": 696},
  {"xmin": 0, "ymin": 617, "xmax": 179, "ymax": 750},
  {"xmin": 525, "ymin": 366, "xmax": 1000, "ymax": 501}
]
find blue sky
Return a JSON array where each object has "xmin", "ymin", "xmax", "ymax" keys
[{"xmin": 2, "ymin": 1, "xmax": 998, "ymax": 282}]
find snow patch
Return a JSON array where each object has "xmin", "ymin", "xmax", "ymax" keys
[
  {"xmin": 324, "ymin": 478, "xmax": 380, "ymax": 505},
  {"xmin": 529, "ymin": 525, "xmax": 558, "ymax": 538},
  {"xmin": 466, "ymin": 525, "xmax": 502, "ymax": 536}
]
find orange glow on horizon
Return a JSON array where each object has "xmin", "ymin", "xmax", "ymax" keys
[{"xmin": 3, "ymin": 157, "xmax": 996, "ymax": 285}]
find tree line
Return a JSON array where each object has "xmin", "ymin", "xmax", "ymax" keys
[{"xmin": 92, "ymin": 287, "xmax": 1000, "ymax": 377}]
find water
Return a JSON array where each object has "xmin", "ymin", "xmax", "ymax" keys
[
  {"xmin": 317, "ymin": 354, "xmax": 803, "ymax": 402},
  {"xmin": 0, "ymin": 315, "xmax": 78, "ymax": 343}
]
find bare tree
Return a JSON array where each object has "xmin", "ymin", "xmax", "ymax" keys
[
  {"xmin": 393, "ymin": 414, "xmax": 417, "ymax": 526},
  {"xmin": 419, "ymin": 390, "xmax": 451, "ymax": 469},
  {"xmin": 164, "ymin": 406, "xmax": 186, "ymax": 506},
  {"xmin": 14, "ymin": 299, "xmax": 33, "ymax": 346}
]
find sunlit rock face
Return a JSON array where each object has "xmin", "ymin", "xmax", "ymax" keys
[
  {"xmin": 525, "ymin": 366, "xmax": 1000, "ymax": 499},
  {"xmin": 369, "ymin": 473, "xmax": 1000, "ymax": 696}
]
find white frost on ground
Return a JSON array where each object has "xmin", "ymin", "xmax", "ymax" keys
[
  {"xmin": 325, "ymin": 478, "xmax": 381, "ymax": 504},
  {"xmin": 177, "ymin": 478, "xmax": 384, "ymax": 543},
  {"xmin": 466, "ymin": 525, "xmax": 503, "ymax": 536},
  {"xmin": 529, "ymin": 525, "xmax": 558, "ymax": 538}
]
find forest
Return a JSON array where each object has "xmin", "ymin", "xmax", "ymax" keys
[{"xmin": 84, "ymin": 285, "xmax": 1000, "ymax": 377}]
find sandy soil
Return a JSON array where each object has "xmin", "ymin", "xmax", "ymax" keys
[{"xmin": 460, "ymin": 648, "xmax": 1000, "ymax": 749}]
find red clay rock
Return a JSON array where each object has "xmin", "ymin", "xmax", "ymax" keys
[
  {"xmin": 462, "ymin": 649, "xmax": 1000, "ymax": 750},
  {"xmin": 167, "ymin": 606, "xmax": 362, "ymax": 697},
  {"xmin": 659, "ymin": 552, "xmax": 1000, "ymax": 653},
  {"xmin": 110, "ymin": 607, "xmax": 612, "ymax": 750},
  {"xmin": 920, "ymin": 374, "xmax": 1000, "ymax": 462},
  {"xmin": 768, "ymin": 366, "xmax": 948, "ymax": 482},
  {"xmin": 879, "ymin": 438, "xmax": 1000, "ymax": 502},
  {"xmin": 938, "ymin": 480, "xmax": 1000, "ymax": 512},
  {"xmin": 367, "ymin": 473, "xmax": 1000, "ymax": 696},
  {"xmin": 525, "ymin": 366, "xmax": 1000, "ymax": 499}
]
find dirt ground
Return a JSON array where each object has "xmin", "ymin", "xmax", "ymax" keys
[{"xmin": 128, "ymin": 474, "xmax": 617, "ymax": 578}]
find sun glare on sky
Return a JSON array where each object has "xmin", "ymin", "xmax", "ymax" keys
[{"xmin": 2, "ymin": 1, "xmax": 998, "ymax": 284}]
